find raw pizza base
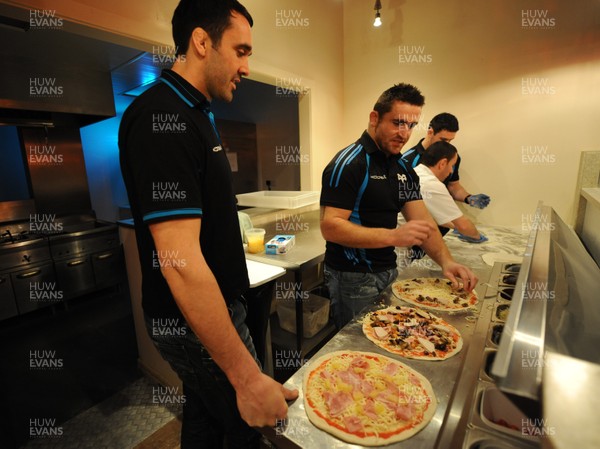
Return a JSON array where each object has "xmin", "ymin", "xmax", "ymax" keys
[
  {"xmin": 363, "ymin": 306, "xmax": 463, "ymax": 360},
  {"xmin": 392, "ymin": 277, "xmax": 478, "ymax": 312},
  {"xmin": 303, "ymin": 350, "xmax": 437, "ymax": 446}
]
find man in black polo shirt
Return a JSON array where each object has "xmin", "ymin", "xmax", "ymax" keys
[
  {"xmin": 401, "ymin": 113, "xmax": 490, "ymax": 253},
  {"xmin": 119, "ymin": 1, "xmax": 296, "ymax": 447},
  {"xmin": 320, "ymin": 84, "xmax": 478, "ymax": 329}
]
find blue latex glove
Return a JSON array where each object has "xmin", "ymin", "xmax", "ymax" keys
[
  {"xmin": 466, "ymin": 193, "xmax": 491, "ymax": 209},
  {"xmin": 453, "ymin": 229, "xmax": 489, "ymax": 243}
]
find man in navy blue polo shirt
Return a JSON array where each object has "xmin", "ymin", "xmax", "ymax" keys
[
  {"xmin": 401, "ymin": 113, "xmax": 490, "ymax": 254},
  {"xmin": 402, "ymin": 112, "xmax": 491, "ymax": 209},
  {"xmin": 119, "ymin": 1, "xmax": 296, "ymax": 447},
  {"xmin": 320, "ymin": 84, "xmax": 478, "ymax": 329}
]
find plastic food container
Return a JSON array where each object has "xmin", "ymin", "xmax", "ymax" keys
[
  {"xmin": 490, "ymin": 324, "xmax": 504, "ymax": 346},
  {"xmin": 245, "ymin": 228, "xmax": 265, "ymax": 254},
  {"xmin": 236, "ymin": 191, "xmax": 320, "ymax": 209},
  {"xmin": 480, "ymin": 387, "xmax": 539, "ymax": 442},
  {"xmin": 276, "ymin": 294, "xmax": 330, "ymax": 338},
  {"xmin": 494, "ymin": 304, "xmax": 510, "ymax": 322}
]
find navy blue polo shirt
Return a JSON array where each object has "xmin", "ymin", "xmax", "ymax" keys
[
  {"xmin": 320, "ymin": 131, "xmax": 422, "ymax": 272},
  {"xmin": 402, "ymin": 138, "xmax": 461, "ymax": 186},
  {"xmin": 119, "ymin": 69, "xmax": 248, "ymax": 319}
]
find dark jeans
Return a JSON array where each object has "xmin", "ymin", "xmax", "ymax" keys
[
  {"xmin": 324, "ymin": 265, "xmax": 398, "ymax": 329},
  {"xmin": 244, "ymin": 283, "xmax": 275, "ymax": 368},
  {"xmin": 145, "ymin": 298, "xmax": 260, "ymax": 449}
]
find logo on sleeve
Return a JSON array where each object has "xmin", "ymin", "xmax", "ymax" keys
[
  {"xmin": 212, "ymin": 145, "xmax": 223, "ymax": 152},
  {"xmin": 397, "ymin": 174, "xmax": 408, "ymax": 183}
]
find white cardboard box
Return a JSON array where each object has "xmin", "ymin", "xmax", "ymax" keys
[{"xmin": 265, "ymin": 235, "xmax": 295, "ymax": 254}]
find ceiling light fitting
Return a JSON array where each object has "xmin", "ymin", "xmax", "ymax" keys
[{"xmin": 373, "ymin": 0, "xmax": 382, "ymax": 27}]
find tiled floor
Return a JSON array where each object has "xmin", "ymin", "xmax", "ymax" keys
[
  {"xmin": 22, "ymin": 377, "xmax": 182, "ymax": 449},
  {"xmin": 0, "ymin": 286, "xmax": 166, "ymax": 449},
  {"xmin": 1, "ymin": 282, "xmax": 301, "ymax": 449}
]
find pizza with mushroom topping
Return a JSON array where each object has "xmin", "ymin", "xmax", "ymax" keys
[
  {"xmin": 363, "ymin": 306, "xmax": 463, "ymax": 360},
  {"xmin": 392, "ymin": 277, "xmax": 478, "ymax": 311}
]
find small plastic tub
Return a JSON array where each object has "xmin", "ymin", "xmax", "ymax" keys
[
  {"xmin": 480, "ymin": 387, "xmax": 539, "ymax": 442},
  {"xmin": 494, "ymin": 304, "xmax": 510, "ymax": 322},
  {"xmin": 245, "ymin": 228, "xmax": 266, "ymax": 254},
  {"xmin": 490, "ymin": 324, "xmax": 504, "ymax": 346},
  {"xmin": 484, "ymin": 350, "xmax": 497, "ymax": 380},
  {"xmin": 498, "ymin": 288, "xmax": 515, "ymax": 301},
  {"xmin": 500, "ymin": 274, "xmax": 518, "ymax": 286},
  {"xmin": 502, "ymin": 264, "xmax": 521, "ymax": 274}
]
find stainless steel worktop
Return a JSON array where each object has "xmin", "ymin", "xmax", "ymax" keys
[
  {"xmin": 260, "ymin": 225, "xmax": 529, "ymax": 448},
  {"xmin": 245, "ymin": 209, "xmax": 325, "ymax": 271},
  {"xmin": 271, "ymin": 286, "xmax": 486, "ymax": 449}
]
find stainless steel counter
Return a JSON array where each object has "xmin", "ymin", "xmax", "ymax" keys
[
  {"xmin": 266, "ymin": 281, "xmax": 486, "ymax": 449},
  {"xmin": 245, "ymin": 209, "xmax": 325, "ymax": 271},
  {"xmin": 260, "ymin": 225, "xmax": 529, "ymax": 448}
]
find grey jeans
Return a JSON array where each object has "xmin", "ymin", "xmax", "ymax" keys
[{"xmin": 324, "ymin": 265, "xmax": 398, "ymax": 329}]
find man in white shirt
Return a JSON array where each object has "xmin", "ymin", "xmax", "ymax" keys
[
  {"xmin": 402, "ymin": 112, "xmax": 491, "ymax": 209},
  {"xmin": 414, "ymin": 141, "xmax": 487, "ymax": 243}
]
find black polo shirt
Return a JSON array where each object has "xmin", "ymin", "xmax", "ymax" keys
[
  {"xmin": 401, "ymin": 138, "xmax": 461, "ymax": 186},
  {"xmin": 320, "ymin": 131, "xmax": 422, "ymax": 272},
  {"xmin": 119, "ymin": 69, "xmax": 248, "ymax": 319}
]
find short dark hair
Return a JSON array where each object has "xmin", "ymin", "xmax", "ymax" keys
[
  {"xmin": 373, "ymin": 83, "xmax": 425, "ymax": 116},
  {"xmin": 172, "ymin": 0, "xmax": 253, "ymax": 56},
  {"xmin": 429, "ymin": 112, "xmax": 459, "ymax": 134},
  {"xmin": 420, "ymin": 141, "xmax": 458, "ymax": 167}
]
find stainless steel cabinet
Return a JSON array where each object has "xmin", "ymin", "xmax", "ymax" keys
[
  {"xmin": 11, "ymin": 262, "xmax": 58, "ymax": 314},
  {"xmin": 0, "ymin": 271, "xmax": 18, "ymax": 320}
]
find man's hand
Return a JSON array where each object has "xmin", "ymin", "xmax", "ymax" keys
[
  {"xmin": 391, "ymin": 220, "xmax": 436, "ymax": 247},
  {"xmin": 321, "ymin": 206, "xmax": 436, "ymax": 250},
  {"xmin": 236, "ymin": 372, "xmax": 299, "ymax": 427},
  {"xmin": 466, "ymin": 194, "xmax": 491, "ymax": 209},
  {"xmin": 453, "ymin": 229, "xmax": 489, "ymax": 244},
  {"xmin": 441, "ymin": 261, "xmax": 478, "ymax": 292}
]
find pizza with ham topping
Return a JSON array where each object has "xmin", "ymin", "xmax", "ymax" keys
[
  {"xmin": 392, "ymin": 277, "xmax": 478, "ymax": 311},
  {"xmin": 303, "ymin": 351, "xmax": 437, "ymax": 445},
  {"xmin": 363, "ymin": 306, "xmax": 463, "ymax": 360}
]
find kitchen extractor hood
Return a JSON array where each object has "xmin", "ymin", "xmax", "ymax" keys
[
  {"xmin": 0, "ymin": 5, "xmax": 142, "ymax": 127},
  {"xmin": 0, "ymin": 40, "xmax": 117, "ymax": 127},
  {"xmin": 0, "ymin": 69, "xmax": 116, "ymax": 127}
]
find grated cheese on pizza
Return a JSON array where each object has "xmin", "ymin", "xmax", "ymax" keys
[
  {"xmin": 303, "ymin": 351, "xmax": 437, "ymax": 445},
  {"xmin": 362, "ymin": 306, "xmax": 463, "ymax": 360},
  {"xmin": 392, "ymin": 278, "xmax": 478, "ymax": 311}
]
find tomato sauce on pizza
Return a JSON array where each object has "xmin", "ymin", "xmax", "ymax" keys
[
  {"xmin": 303, "ymin": 351, "xmax": 437, "ymax": 445},
  {"xmin": 393, "ymin": 277, "xmax": 478, "ymax": 311},
  {"xmin": 363, "ymin": 306, "xmax": 463, "ymax": 360}
]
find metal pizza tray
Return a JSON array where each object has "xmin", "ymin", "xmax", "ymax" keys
[{"xmin": 264, "ymin": 280, "xmax": 488, "ymax": 449}]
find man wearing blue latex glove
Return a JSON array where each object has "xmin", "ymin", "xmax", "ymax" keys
[
  {"xmin": 410, "ymin": 141, "xmax": 487, "ymax": 244},
  {"xmin": 465, "ymin": 193, "xmax": 491, "ymax": 209},
  {"xmin": 402, "ymin": 113, "xmax": 491, "ymax": 209},
  {"xmin": 453, "ymin": 229, "xmax": 488, "ymax": 243}
]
